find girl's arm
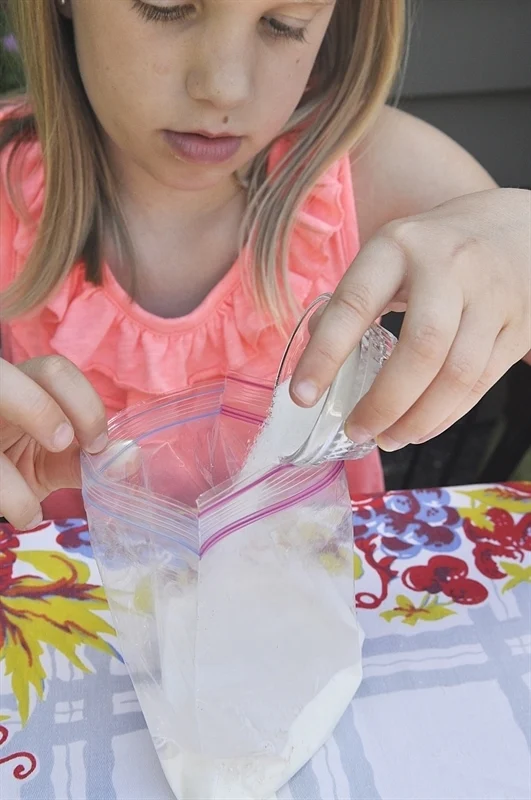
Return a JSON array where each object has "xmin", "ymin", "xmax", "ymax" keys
[{"xmin": 290, "ymin": 107, "xmax": 530, "ymax": 451}]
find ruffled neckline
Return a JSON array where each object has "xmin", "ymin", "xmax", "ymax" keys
[{"xmin": 101, "ymin": 256, "xmax": 244, "ymax": 335}]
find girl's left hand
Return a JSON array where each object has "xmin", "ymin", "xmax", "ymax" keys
[{"xmin": 291, "ymin": 188, "xmax": 531, "ymax": 451}]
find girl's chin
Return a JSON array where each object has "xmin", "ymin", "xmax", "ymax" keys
[{"xmin": 161, "ymin": 161, "xmax": 243, "ymax": 192}]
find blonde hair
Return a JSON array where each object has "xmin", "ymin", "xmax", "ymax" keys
[{"xmin": 0, "ymin": 0, "xmax": 405, "ymax": 322}]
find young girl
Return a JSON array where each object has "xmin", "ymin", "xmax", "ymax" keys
[{"xmin": 0, "ymin": 0, "xmax": 529, "ymax": 530}]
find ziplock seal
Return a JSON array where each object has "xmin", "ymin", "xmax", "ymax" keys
[
  {"xmin": 200, "ymin": 461, "xmax": 343, "ymax": 556},
  {"xmin": 83, "ymin": 495, "xmax": 200, "ymax": 554},
  {"xmin": 83, "ymin": 378, "xmax": 343, "ymax": 561},
  {"xmin": 82, "ymin": 402, "xmax": 271, "ymax": 550},
  {"xmin": 200, "ymin": 463, "xmax": 286, "ymax": 516},
  {"xmin": 220, "ymin": 406, "xmax": 264, "ymax": 426},
  {"xmin": 221, "ymin": 375, "xmax": 273, "ymax": 422},
  {"xmin": 224, "ymin": 374, "xmax": 272, "ymax": 392},
  {"xmin": 106, "ymin": 383, "xmax": 223, "ymax": 442}
]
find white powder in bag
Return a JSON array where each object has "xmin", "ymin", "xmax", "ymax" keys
[
  {"xmin": 139, "ymin": 509, "xmax": 362, "ymax": 800},
  {"xmin": 133, "ymin": 377, "xmax": 362, "ymax": 800}
]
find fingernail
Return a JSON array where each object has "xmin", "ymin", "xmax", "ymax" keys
[
  {"xmin": 86, "ymin": 432, "xmax": 109, "ymax": 454},
  {"xmin": 345, "ymin": 424, "xmax": 372, "ymax": 446},
  {"xmin": 376, "ymin": 434, "xmax": 406, "ymax": 453},
  {"xmin": 53, "ymin": 422, "xmax": 74, "ymax": 451},
  {"xmin": 292, "ymin": 380, "xmax": 320, "ymax": 407},
  {"xmin": 415, "ymin": 428, "xmax": 441, "ymax": 444},
  {"xmin": 24, "ymin": 511, "xmax": 43, "ymax": 531}
]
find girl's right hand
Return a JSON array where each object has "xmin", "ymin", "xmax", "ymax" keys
[{"xmin": 0, "ymin": 356, "xmax": 108, "ymax": 530}]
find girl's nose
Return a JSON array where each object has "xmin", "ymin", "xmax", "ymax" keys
[{"xmin": 186, "ymin": 30, "xmax": 254, "ymax": 110}]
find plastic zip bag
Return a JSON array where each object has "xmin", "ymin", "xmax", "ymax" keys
[{"xmin": 82, "ymin": 376, "xmax": 363, "ymax": 800}]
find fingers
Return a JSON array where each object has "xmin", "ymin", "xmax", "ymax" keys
[
  {"xmin": 18, "ymin": 356, "xmax": 108, "ymax": 454},
  {"xmin": 345, "ymin": 279, "xmax": 464, "ymax": 446},
  {"xmin": 0, "ymin": 358, "xmax": 76, "ymax": 453},
  {"xmin": 368, "ymin": 305, "xmax": 501, "ymax": 450},
  {"xmin": 290, "ymin": 235, "xmax": 405, "ymax": 406},
  {"xmin": 416, "ymin": 329, "xmax": 522, "ymax": 443},
  {"xmin": 0, "ymin": 453, "xmax": 42, "ymax": 529},
  {"xmin": 0, "ymin": 445, "xmax": 82, "ymax": 529},
  {"xmin": 0, "ymin": 357, "xmax": 107, "ymax": 525}
]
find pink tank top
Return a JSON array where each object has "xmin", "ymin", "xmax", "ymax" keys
[{"xmin": 0, "ymin": 107, "xmax": 383, "ymax": 516}]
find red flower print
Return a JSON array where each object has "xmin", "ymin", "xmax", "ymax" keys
[
  {"xmin": 464, "ymin": 509, "xmax": 531, "ymax": 579},
  {"xmin": 403, "ymin": 555, "xmax": 488, "ymax": 606}
]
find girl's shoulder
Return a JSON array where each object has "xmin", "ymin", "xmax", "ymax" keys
[
  {"xmin": 351, "ymin": 105, "xmax": 495, "ymax": 243},
  {"xmin": 0, "ymin": 102, "xmax": 45, "ymax": 291}
]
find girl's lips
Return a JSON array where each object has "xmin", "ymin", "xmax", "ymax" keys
[{"xmin": 163, "ymin": 130, "xmax": 242, "ymax": 164}]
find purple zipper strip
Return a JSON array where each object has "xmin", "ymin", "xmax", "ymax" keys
[
  {"xmin": 201, "ymin": 464, "xmax": 287, "ymax": 516},
  {"xmin": 221, "ymin": 407, "xmax": 265, "ymax": 426},
  {"xmin": 200, "ymin": 462, "xmax": 342, "ymax": 557},
  {"xmin": 225, "ymin": 376, "xmax": 272, "ymax": 391}
]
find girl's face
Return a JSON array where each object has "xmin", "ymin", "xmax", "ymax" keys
[{"xmin": 69, "ymin": 0, "xmax": 335, "ymax": 191}]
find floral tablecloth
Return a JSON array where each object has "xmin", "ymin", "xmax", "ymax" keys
[{"xmin": 1, "ymin": 483, "xmax": 530, "ymax": 800}]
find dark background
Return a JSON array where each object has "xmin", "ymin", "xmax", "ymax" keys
[
  {"xmin": 1, "ymin": 0, "xmax": 530, "ymax": 488},
  {"xmin": 381, "ymin": 0, "xmax": 531, "ymax": 487}
]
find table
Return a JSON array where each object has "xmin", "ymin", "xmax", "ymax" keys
[{"xmin": 1, "ymin": 483, "xmax": 530, "ymax": 800}]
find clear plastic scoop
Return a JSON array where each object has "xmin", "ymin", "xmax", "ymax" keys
[{"xmin": 275, "ymin": 294, "xmax": 397, "ymax": 466}]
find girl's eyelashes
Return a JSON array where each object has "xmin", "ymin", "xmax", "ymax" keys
[
  {"xmin": 131, "ymin": 1, "xmax": 195, "ymax": 23},
  {"xmin": 262, "ymin": 17, "xmax": 308, "ymax": 43},
  {"xmin": 132, "ymin": 1, "xmax": 308, "ymax": 43}
]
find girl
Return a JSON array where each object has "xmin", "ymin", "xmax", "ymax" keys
[{"xmin": 0, "ymin": 0, "xmax": 529, "ymax": 530}]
